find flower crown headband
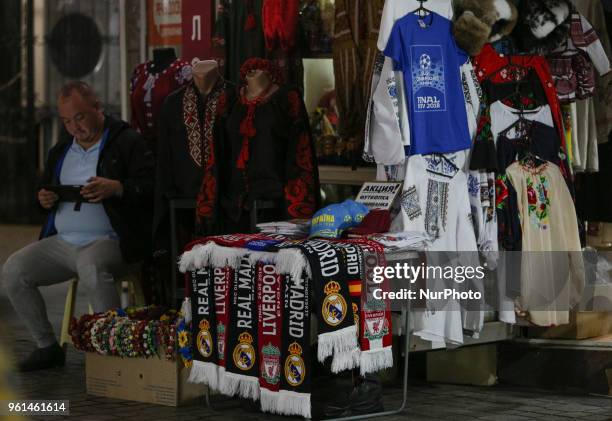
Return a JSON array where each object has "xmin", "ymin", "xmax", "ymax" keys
[{"xmin": 239, "ymin": 57, "xmax": 284, "ymax": 85}]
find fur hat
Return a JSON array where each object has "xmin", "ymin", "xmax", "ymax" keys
[
  {"xmin": 517, "ymin": 0, "xmax": 572, "ymax": 54},
  {"xmin": 453, "ymin": 0, "xmax": 518, "ymax": 56}
]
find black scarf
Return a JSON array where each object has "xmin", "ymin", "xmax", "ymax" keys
[
  {"xmin": 297, "ymin": 240, "xmax": 358, "ymax": 365},
  {"xmin": 226, "ymin": 255, "xmax": 260, "ymax": 399},
  {"xmin": 189, "ymin": 268, "xmax": 220, "ymax": 388}
]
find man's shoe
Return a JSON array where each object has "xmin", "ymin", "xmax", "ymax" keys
[{"xmin": 18, "ymin": 343, "xmax": 65, "ymax": 372}]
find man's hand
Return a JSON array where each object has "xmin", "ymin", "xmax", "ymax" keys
[
  {"xmin": 81, "ymin": 177, "xmax": 123, "ymax": 203},
  {"xmin": 38, "ymin": 189, "xmax": 59, "ymax": 209}
]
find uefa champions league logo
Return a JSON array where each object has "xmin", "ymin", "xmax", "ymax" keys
[
  {"xmin": 419, "ymin": 54, "xmax": 432, "ymax": 73},
  {"xmin": 412, "ymin": 48, "xmax": 445, "ymax": 110}
]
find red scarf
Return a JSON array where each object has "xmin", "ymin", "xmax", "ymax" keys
[{"xmin": 236, "ymin": 85, "xmax": 274, "ymax": 170}]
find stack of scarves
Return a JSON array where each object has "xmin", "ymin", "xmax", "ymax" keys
[{"xmin": 179, "ymin": 234, "xmax": 393, "ymax": 419}]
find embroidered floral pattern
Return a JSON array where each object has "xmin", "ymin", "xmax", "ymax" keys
[
  {"xmin": 401, "ymin": 185, "xmax": 421, "ymax": 220},
  {"xmin": 495, "ymin": 174, "xmax": 509, "ymax": 210},
  {"xmin": 526, "ymin": 175, "xmax": 550, "ymax": 229}
]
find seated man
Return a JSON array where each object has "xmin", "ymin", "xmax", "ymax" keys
[{"xmin": 2, "ymin": 81, "xmax": 154, "ymax": 371}]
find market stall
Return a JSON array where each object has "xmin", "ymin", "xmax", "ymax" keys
[{"xmin": 64, "ymin": 0, "xmax": 612, "ymax": 419}]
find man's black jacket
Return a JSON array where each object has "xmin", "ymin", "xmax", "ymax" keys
[{"xmin": 38, "ymin": 114, "xmax": 155, "ymax": 263}]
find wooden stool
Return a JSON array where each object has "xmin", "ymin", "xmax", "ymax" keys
[{"xmin": 59, "ymin": 266, "xmax": 145, "ymax": 348}]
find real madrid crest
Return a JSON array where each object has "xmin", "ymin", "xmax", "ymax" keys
[
  {"xmin": 322, "ymin": 281, "xmax": 347, "ymax": 326},
  {"xmin": 284, "ymin": 342, "xmax": 305, "ymax": 387},
  {"xmin": 233, "ymin": 332, "xmax": 256, "ymax": 371},
  {"xmin": 197, "ymin": 319, "xmax": 213, "ymax": 358}
]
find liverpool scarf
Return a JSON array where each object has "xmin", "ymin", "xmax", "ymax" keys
[
  {"xmin": 279, "ymin": 271, "xmax": 311, "ymax": 418},
  {"xmin": 256, "ymin": 263, "xmax": 284, "ymax": 413},
  {"xmin": 213, "ymin": 266, "xmax": 233, "ymax": 395},
  {"xmin": 226, "ymin": 255, "xmax": 260, "ymax": 399},
  {"xmin": 188, "ymin": 268, "xmax": 219, "ymax": 388},
  {"xmin": 297, "ymin": 240, "xmax": 357, "ymax": 364},
  {"xmin": 348, "ymin": 238, "xmax": 393, "ymax": 374}
]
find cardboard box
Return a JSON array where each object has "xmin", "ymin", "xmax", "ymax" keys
[
  {"xmin": 528, "ymin": 311, "xmax": 612, "ymax": 340},
  {"xmin": 577, "ymin": 283, "xmax": 612, "ymax": 312},
  {"xmin": 86, "ymin": 353, "xmax": 207, "ymax": 406},
  {"xmin": 426, "ymin": 344, "xmax": 497, "ymax": 386}
]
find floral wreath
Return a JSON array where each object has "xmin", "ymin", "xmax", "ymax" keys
[{"xmin": 239, "ymin": 57, "xmax": 283, "ymax": 85}]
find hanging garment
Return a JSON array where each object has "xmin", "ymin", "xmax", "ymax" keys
[
  {"xmin": 154, "ymin": 81, "xmax": 235, "ymax": 239},
  {"xmin": 363, "ymin": 0, "xmax": 455, "ymax": 164},
  {"xmin": 393, "ymin": 150, "xmax": 477, "ymax": 252},
  {"xmin": 332, "ymin": 0, "xmax": 384, "ymax": 144},
  {"xmin": 364, "ymin": 55, "xmax": 480, "ymax": 164},
  {"xmin": 224, "ymin": 0, "xmax": 266, "ymax": 84},
  {"xmin": 506, "ymin": 161, "xmax": 584, "ymax": 326},
  {"xmin": 130, "ymin": 59, "xmax": 192, "ymax": 146},
  {"xmin": 496, "ymin": 120, "xmax": 564, "ymax": 252},
  {"xmin": 261, "ymin": 0, "xmax": 300, "ymax": 52},
  {"xmin": 468, "ymin": 170, "xmax": 497, "ymax": 259},
  {"xmin": 377, "ymin": 0, "xmax": 454, "ymax": 49},
  {"xmin": 480, "ymin": 69, "xmax": 549, "ymax": 107},
  {"xmin": 383, "ymin": 12, "xmax": 472, "ymax": 155},
  {"xmin": 474, "ymin": 45, "xmax": 567, "ymax": 151},
  {"xmin": 392, "ymin": 150, "xmax": 481, "ymax": 345},
  {"xmin": 490, "ymin": 102, "xmax": 555, "ymax": 140},
  {"xmin": 221, "ymin": 85, "xmax": 320, "ymax": 225},
  {"xmin": 574, "ymin": 0, "xmax": 612, "ymax": 142},
  {"xmin": 214, "ymin": 0, "xmax": 303, "ymax": 90},
  {"xmin": 547, "ymin": 10, "xmax": 611, "ymax": 113},
  {"xmin": 572, "ymin": 98, "xmax": 600, "ymax": 172}
]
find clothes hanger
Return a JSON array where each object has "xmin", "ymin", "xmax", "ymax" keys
[
  {"xmin": 519, "ymin": 150, "xmax": 546, "ymax": 168},
  {"xmin": 411, "ymin": 0, "xmax": 433, "ymax": 26},
  {"xmin": 425, "ymin": 153, "xmax": 459, "ymax": 178}
]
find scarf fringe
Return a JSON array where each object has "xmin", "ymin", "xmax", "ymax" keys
[
  {"xmin": 260, "ymin": 388, "xmax": 282, "ymax": 414},
  {"xmin": 278, "ymin": 390, "xmax": 312, "ymax": 419},
  {"xmin": 359, "ymin": 347, "xmax": 394, "ymax": 375},
  {"xmin": 181, "ymin": 298, "xmax": 192, "ymax": 325},
  {"xmin": 224, "ymin": 372, "xmax": 260, "ymax": 400},
  {"xmin": 276, "ymin": 249, "xmax": 311, "ymax": 280},
  {"xmin": 248, "ymin": 251, "xmax": 277, "ymax": 266},
  {"xmin": 178, "ymin": 243, "xmax": 203, "ymax": 272},
  {"xmin": 179, "ymin": 242, "xmax": 216, "ymax": 272},
  {"xmin": 216, "ymin": 366, "xmax": 239, "ymax": 397},
  {"xmin": 210, "ymin": 244, "xmax": 244, "ymax": 269},
  {"xmin": 187, "ymin": 361, "xmax": 219, "ymax": 390},
  {"xmin": 317, "ymin": 324, "xmax": 358, "ymax": 362},
  {"xmin": 331, "ymin": 346, "xmax": 361, "ymax": 373}
]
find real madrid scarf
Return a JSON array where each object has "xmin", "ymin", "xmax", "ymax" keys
[
  {"xmin": 332, "ymin": 242, "xmax": 364, "ymax": 373},
  {"xmin": 226, "ymin": 255, "xmax": 260, "ymax": 400},
  {"xmin": 348, "ymin": 238, "xmax": 394, "ymax": 375},
  {"xmin": 279, "ymin": 271, "xmax": 311, "ymax": 419},
  {"xmin": 256, "ymin": 262, "xmax": 284, "ymax": 413},
  {"xmin": 297, "ymin": 240, "xmax": 357, "ymax": 364},
  {"xmin": 189, "ymin": 267, "xmax": 220, "ymax": 388}
]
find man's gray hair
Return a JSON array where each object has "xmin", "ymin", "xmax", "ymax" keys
[{"xmin": 58, "ymin": 81, "xmax": 99, "ymax": 106}]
